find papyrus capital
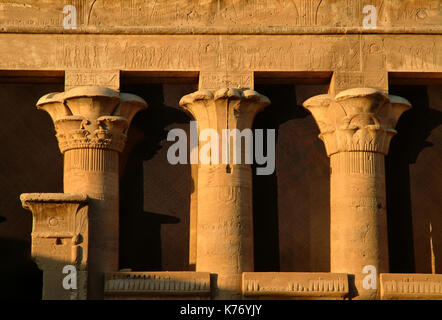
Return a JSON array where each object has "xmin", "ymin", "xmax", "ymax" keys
[{"xmin": 179, "ymin": 88, "xmax": 270, "ymax": 132}]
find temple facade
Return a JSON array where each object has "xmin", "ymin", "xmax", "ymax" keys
[{"xmin": 0, "ymin": 0, "xmax": 441, "ymax": 300}]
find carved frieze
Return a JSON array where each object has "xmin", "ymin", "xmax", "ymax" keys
[
  {"xmin": 242, "ymin": 272, "xmax": 349, "ymax": 299},
  {"xmin": 0, "ymin": 0, "xmax": 440, "ymax": 30},
  {"xmin": 104, "ymin": 272, "xmax": 211, "ymax": 299},
  {"xmin": 380, "ymin": 274, "xmax": 442, "ymax": 300}
]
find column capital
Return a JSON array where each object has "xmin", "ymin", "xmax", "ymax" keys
[
  {"xmin": 36, "ymin": 86, "xmax": 147, "ymax": 153},
  {"xmin": 179, "ymin": 88, "xmax": 270, "ymax": 132},
  {"xmin": 303, "ymin": 88, "xmax": 411, "ymax": 156}
]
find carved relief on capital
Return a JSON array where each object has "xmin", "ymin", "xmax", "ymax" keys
[
  {"xmin": 37, "ymin": 86, "xmax": 147, "ymax": 153},
  {"xmin": 179, "ymin": 88, "xmax": 270, "ymax": 132},
  {"xmin": 20, "ymin": 193, "xmax": 89, "ymax": 271},
  {"xmin": 303, "ymin": 88, "xmax": 411, "ymax": 156}
]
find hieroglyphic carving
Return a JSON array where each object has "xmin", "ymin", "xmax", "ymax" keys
[
  {"xmin": 385, "ymin": 36, "xmax": 440, "ymax": 71},
  {"xmin": 220, "ymin": 36, "xmax": 360, "ymax": 71},
  {"xmin": 55, "ymin": 37, "xmax": 109, "ymax": 69},
  {"xmin": 120, "ymin": 38, "xmax": 330, "ymax": 71},
  {"xmin": 0, "ymin": 1, "xmax": 64, "ymax": 27},
  {"xmin": 0, "ymin": 0, "xmax": 324, "ymax": 28},
  {"xmin": 65, "ymin": 70, "xmax": 119, "ymax": 90},
  {"xmin": 383, "ymin": 0, "xmax": 442, "ymax": 26},
  {"xmin": 330, "ymin": 71, "xmax": 388, "ymax": 94},
  {"xmin": 362, "ymin": 36, "xmax": 386, "ymax": 71},
  {"xmin": 399, "ymin": 44, "xmax": 437, "ymax": 70},
  {"xmin": 1, "ymin": 33, "xmax": 440, "ymax": 74},
  {"xmin": 330, "ymin": 72, "xmax": 367, "ymax": 94},
  {"xmin": 199, "ymin": 71, "xmax": 254, "ymax": 91},
  {"xmin": 122, "ymin": 40, "xmax": 204, "ymax": 70}
]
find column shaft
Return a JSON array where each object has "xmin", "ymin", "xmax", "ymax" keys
[
  {"xmin": 330, "ymin": 151, "xmax": 389, "ymax": 298},
  {"xmin": 64, "ymin": 148, "xmax": 119, "ymax": 297},
  {"xmin": 180, "ymin": 88, "xmax": 270, "ymax": 299},
  {"xmin": 196, "ymin": 165, "xmax": 254, "ymax": 298}
]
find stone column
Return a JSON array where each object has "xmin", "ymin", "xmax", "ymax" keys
[
  {"xmin": 179, "ymin": 88, "xmax": 270, "ymax": 299},
  {"xmin": 35, "ymin": 86, "xmax": 147, "ymax": 298},
  {"xmin": 303, "ymin": 88, "xmax": 411, "ymax": 299}
]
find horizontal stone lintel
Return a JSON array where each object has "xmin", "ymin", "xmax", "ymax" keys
[
  {"xmin": 242, "ymin": 272, "xmax": 349, "ymax": 298},
  {"xmin": 104, "ymin": 272, "xmax": 211, "ymax": 296},
  {"xmin": 380, "ymin": 273, "xmax": 442, "ymax": 300}
]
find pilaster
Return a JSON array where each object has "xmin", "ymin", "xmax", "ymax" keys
[{"xmin": 20, "ymin": 193, "xmax": 89, "ymax": 300}]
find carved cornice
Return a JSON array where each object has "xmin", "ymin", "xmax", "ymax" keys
[
  {"xmin": 1, "ymin": 26, "xmax": 442, "ymax": 36},
  {"xmin": 37, "ymin": 86, "xmax": 147, "ymax": 153},
  {"xmin": 303, "ymin": 88, "xmax": 411, "ymax": 156}
]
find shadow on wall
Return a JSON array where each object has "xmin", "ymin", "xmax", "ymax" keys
[
  {"xmin": 253, "ymin": 84, "xmax": 330, "ymax": 272},
  {"xmin": 119, "ymin": 83, "xmax": 195, "ymax": 272},
  {"xmin": 0, "ymin": 82, "xmax": 64, "ymax": 299},
  {"xmin": 0, "ymin": 231, "xmax": 43, "ymax": 299},
  {"xmin": 386, "ymin": 85, "xmax": 442, "ymax": 274}
]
